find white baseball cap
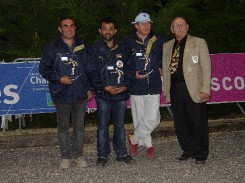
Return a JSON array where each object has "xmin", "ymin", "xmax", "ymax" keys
[{"xmin": 131, "ymin": 13, "xmax": 153, "ymax": 24}]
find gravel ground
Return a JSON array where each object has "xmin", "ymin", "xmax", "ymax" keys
[{"xmin": 0, "ymin": 130, "xmax": 244, "ymax": 183}]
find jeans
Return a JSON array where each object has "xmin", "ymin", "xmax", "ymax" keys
[
  {"xmin": 55, "ymin": 100, "xmax": 86, "ymax": 159},
  {"xmin": 96, "ymin": 97, "xmax": 128, "ymax": 159}
]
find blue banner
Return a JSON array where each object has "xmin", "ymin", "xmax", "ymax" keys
[{"xmin": 0, "ymin": 62, "xmax": 56, "ymax": 115}]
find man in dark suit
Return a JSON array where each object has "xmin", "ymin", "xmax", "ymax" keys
[{"xmin": 162, "ymin": 17, "xmax": 211, "ymax": 164}]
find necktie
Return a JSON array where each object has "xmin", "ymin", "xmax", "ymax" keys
[{"xmin": 169, "ymin": 41, "xmax": 180, "ymax": 74}]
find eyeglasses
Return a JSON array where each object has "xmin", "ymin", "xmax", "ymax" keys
[{"xmin": 172, "ymin": 24, "xmax": 187, "ymax": 28}]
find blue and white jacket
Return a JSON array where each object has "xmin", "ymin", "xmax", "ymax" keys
[
  {"xmin": 39, "ymin": 36, "xmax": 92, "ymax": 104},
  {"xmin": 123, "ymin": 32, "xmax": 166, "ymax": 95},
  {"xmin": 87, "ymin": 39, "xmax": 135, "ymax": 101}
]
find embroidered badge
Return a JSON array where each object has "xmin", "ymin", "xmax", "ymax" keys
[
  {"xmin": 136, "ymin": 53, "xmax": 143, "ymax": 56},
  {"xmin": 116, "ymin": 54, "xmax": 122, "ymax": 58},
  {"xmin": 107, "ymin": 66, "xmax": 114, "ymax": 70},
  {"xmin": 116, "ymin": 60, "xmax": 123, "ymax": 68},
  {"xmin": 61, "ymin": 57, "xmax": 68, "ymax": 61},
  {"xmin": 192, "ymin": 55, "xmax": 199, "ymax": 63}
]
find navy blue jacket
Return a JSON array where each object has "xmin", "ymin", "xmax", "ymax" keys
[
  {"xmin": 39, "ymin": 36, "xmax": 92, "ymax": 104},
  {"xmin": 87, "ymin": 39, "xmax": 135, "ymax": 101},
  {"xmin": 123, "ymin": 32, "xmax": 166, "ymax": 95}
]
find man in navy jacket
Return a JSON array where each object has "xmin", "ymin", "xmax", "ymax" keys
[
  {"xmin": 87, "ymin": 17, "xmax": 135, "ymax": 167},
  {"xmin": 123, "ymin": 13, "xmax": 166, "ymax": 158},
  {"xmin": 39, "ymin": 16, "xmax": 93, "ymax": 169}
]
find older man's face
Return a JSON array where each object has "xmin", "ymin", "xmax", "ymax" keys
[{"xmin": 171, "ymin": 17, "xmax": 189, "ymax": 40}]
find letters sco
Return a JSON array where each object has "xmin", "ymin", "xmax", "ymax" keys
[{"xmin": 211, "ymin": 76, "xmax": 244, "ymax": 91}]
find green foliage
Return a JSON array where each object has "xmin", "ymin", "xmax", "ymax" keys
[
  {"xmin": 0, "ymin": 0, "xmax": 244, "ymax": 61},
  {"xmin": 0, "ymin": 0, "xmax": 244, "ymax": 129},
  {"xmin": 155, "ymin": 0, "xmax": 245, "ymax": 53}
]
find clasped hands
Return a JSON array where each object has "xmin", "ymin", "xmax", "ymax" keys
[{"xmin": 104, "ymin": 86, "xmax": 126, "ymax": 95}]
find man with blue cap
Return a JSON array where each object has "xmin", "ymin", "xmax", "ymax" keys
[{"xmin": 123, "ymin": 13, "xmax": 166, "ymax": 158}]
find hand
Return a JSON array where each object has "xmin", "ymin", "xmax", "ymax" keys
[
  {"xmin": 104, "ymin": 86, "xmax": 118, "ymax": 94},
  {"xmin": 200, "ymin": 92, "xmax": 210, "ymax": 101},
  {"xmin": 136, "ymin": 70, "xmax": 148, "ymax": 80},
  {"xmin": 113, "ymin": 86, "xmax": 126, "ymax": 94},
  {"xmin": 60, "ymin": 76, "xmax": 73, "ymax": 85},
  {"xmin": 87, "ymin": 91, "xmax": 94, "ymax": 101}
]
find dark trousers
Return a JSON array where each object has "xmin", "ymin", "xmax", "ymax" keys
[
  {"xmin": 170, "ymin": 82, "xmax": 209, "ymax": 160},
  {"xmin": 55, "ymin": 100, "xmax": 86, "ymax": 159},
  {"xmin": 96, "ymin": 97, "xmax": 128, "ymax": 159}
]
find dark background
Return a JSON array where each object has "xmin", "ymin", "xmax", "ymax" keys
[{"xmin": 0, "ymin": 0, "xmax": 244, "ymax": 129}]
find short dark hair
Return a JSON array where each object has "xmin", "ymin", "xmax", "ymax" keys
[
  {"xmin": 100, "ymin": 17, "xmax": 117, "ymax": 29},
  {"xmin": 58, "ymin": 16, "xmax": 76, "ymax": 27}
]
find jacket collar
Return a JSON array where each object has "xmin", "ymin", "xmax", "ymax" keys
[
  {"xmin": 98, "ymin": 38, "xmax": 119, "ymax": 51},
  {"xmin": 56, "ymin": 35, "xmax": 84, "ymax": 53}
]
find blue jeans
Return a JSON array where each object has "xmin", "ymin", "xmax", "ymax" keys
[
  {"xmin": 55, "ymin": 100, "xmax": 86, "ymax": 159},
  {"xmin": 96, "ymin": 97, "xmax": 128, "ymax": 159}
]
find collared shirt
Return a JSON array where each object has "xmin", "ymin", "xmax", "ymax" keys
[{"xmin": 171, "ymin": 35, "xmax": 187, "ymax": 82}]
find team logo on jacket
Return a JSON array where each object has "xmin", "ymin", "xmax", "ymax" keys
[
  {"xmin": 192, "ymin": 55, "xmax": 199, "ymax": 63},
  {"xmin": 116, "ymin": 60, "xmax": 123, "ymax": 68},
  {"xmin": 116, "ymin": 54, "xmax": 122, "ymax": 58}
]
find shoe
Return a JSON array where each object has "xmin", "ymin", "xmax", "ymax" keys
[
  {"xmin": 146, "ymin": 147, "xmax": 154, "ymax": 158},
  {"xmin": 116, "ymin": 154, "xmax": 134, "ymax": 164},
  {"xmin": 59, "ymin": 159, "xmax": 70, "ymax": 169},
  {"xmin": 127, "ymin": 135, "xmax": 138, "ymax": 157},
  {"xmin": 195, "ymin": 158, "xmax": 206, "ymax": 165},
  {"xmin": 176, "ymin": 154, "xmax": 192, "ymax": 161},
  {"xmin": 74, "ymin": 156, "xmax": 88, "ymax": 168},
  {"xmin": 96, "ymin": 157, "xmax": 107, "ymax": 167}
]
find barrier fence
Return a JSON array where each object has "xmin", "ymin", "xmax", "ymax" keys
[{"xmin": 1, "ymin": 53, "xmax": 245, "ymax": 130}]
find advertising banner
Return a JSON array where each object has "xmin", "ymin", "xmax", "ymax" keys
[
  {"xmin": 0, "ymin": 53, "xmax": 244, "ymax": 115},
  {"xmin": 0, "ymin": 62, "xmax": 55, "ymax": 115},
  {"xmin": 209, "ymin": 53, "xmax": 245, "ymax": 103}
]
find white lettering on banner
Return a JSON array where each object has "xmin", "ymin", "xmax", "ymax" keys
[
  {"xmin": 211, "ymin": 78, "xmax": 220, "ymax": 91},
  {"xmin": 223, "ymin": 77, "xmax": 232, "ymax": 90},
  {"xmin": 3, "ymin": 85, "xmax": 19, "ymax": 104},
  {"xmin": 211, "ymin": 76, "xmax": 245, "ymax": 91},
  {"xmin": 30, "ymin": 76, "xmax": 48, "ymax": 84},
  {"xmin": 234, "ymin": 76, "xmax": 244, "ymax": 90}
]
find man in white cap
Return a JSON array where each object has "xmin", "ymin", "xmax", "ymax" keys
[{"xmin": 123, "ymin": 13, "xmax": 166, "ymax": 158}]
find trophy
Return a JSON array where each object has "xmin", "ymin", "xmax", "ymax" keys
[
  {"xmin": 135, "ymin": 53, "xmax": 153, "ymax": 76},
  {"xmin": 60, "ymin": 55, "xmax": 79, "ymax": 80},
  {"xmin": 105, "ymin": 60, "xmax": 124, "ymax": 87}
]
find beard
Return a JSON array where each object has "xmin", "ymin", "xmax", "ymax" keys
[{"xmin": 102, "ymin": 34, "xmax": 114, "ymax": 41}]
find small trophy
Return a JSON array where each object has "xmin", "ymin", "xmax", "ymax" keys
[
  {"xmin": 135, "ymin": 54, "xmax": 153, "ymax": 76},
  {"xmin": 105, "ymin": 60, "xmax": 124, "ymax": 87},
  {"xmin": 60, "ymin": 55, "xmax": 79, "ymax": 80}
]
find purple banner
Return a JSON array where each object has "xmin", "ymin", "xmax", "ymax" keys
[
  {"xmin": 209, "ymin": 53, "xmax": 245, "ymax": 103},
  {"xmin": 88, "ymin": 53, "xmax": 245, "ymax": 108}
]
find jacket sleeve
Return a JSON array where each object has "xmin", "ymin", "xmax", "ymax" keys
[
  {"xmin": 39, "ymin": 44, "xmax": 61, "ymax": 83},
  {"xmin": 122, "ymin": 43, "xmax": 136, "ymax": 92},
  {"xmin": 199, "ymin": 39, "xmax": 211, "ymax": 94},
  {"xmin": 86, "ymin": 47, "xmax": 105, "ymax": 92}
]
